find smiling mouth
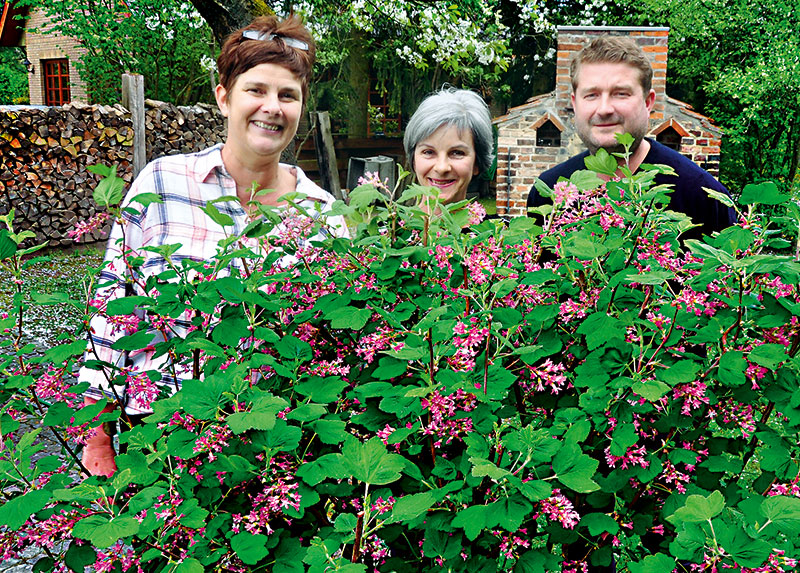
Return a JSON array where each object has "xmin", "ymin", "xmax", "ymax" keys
[
  {"xmin": 428, "ymin": 178, "xmax": 455, "ymax": 188},
  {"xmin": 252, "ymin": 120, "xmax": 281, "ymax": 132}
]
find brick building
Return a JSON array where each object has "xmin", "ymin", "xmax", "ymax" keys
[
  {"xmin": 494, "ymin": 26, "xmax": 724, "ymax": 217},
  {"xmin": 0, "ymin": 1, "xmax": 87, "ymax": 105}
]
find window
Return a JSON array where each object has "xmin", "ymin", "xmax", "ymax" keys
[
  {"xmin": 536, "ymin": 120, "xmax": 561, "ymax": 147},
  {"xmin": 43, "ymin": 59, "xmax": 71, "ymax": 106},
  {"xmin": 656, "ymin": 126, "xmax": 682, "ymax": 152}
]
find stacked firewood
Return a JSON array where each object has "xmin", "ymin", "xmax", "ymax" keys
[
  {"xmin": 145, "ymin": 101, "xmax": 226, "ymax": 160},
  {"xmin": 0, "ymin": 100, "xmax": 227, "ymax": 247}
]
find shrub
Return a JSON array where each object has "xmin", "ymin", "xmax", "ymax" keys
[{"xmin": 0, "ymin": 143, "xmax": 799, "ymax": 572}]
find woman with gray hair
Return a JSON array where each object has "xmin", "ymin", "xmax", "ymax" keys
[{"xmin": 403, "ymin": 87, "xmax": 494, "ymax": 205}]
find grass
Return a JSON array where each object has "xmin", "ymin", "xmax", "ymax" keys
[{"xmin": 0, "ymin": 245, "xmax": 104, "ymax": 349}]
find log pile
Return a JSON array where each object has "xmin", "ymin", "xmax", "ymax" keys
[
  {"xmin": 145, "ymin": 101, "xmax": 226, "ymax": 161},
  {"xmin": 0, "ymin": 100, "xmax": 227, "ymax": 247}
]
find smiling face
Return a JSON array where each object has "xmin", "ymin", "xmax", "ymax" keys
[
  {"xmin": 215, "ymin": 63, "xmax": 303, "ymax": 166},
  {"xmin": 413, "ymin": 124, "xmax": 479, "ymax": 205},
  {"xmin": 571, "ymin": 61, "xmax": 655, "ymax": 154}
]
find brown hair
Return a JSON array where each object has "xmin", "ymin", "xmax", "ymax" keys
[
  {"xmin": 570, "ymin": 35, "xmax": 653, "ymax": 94},
  {"xmin": 217, "ymin": 15, "xmax": 316, "ymax": 101}
]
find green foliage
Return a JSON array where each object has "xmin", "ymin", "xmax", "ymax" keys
[
  {"xmin": 633, "ymin": 0, "xmax": 800, "ymax": 194},
  {"xmin": 13, "ymin": 0, "xmax": 216, "ymax": 104},
  {"xmin": 1, "ymin": 150, "xmax": 800, "ymax": 571},
  {"xmin": 0, "ymin": 47, "xmax": 29, "ymax": 104}
]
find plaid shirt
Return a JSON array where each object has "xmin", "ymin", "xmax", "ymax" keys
[{"xmin": 79, "ymin": 144, "xmax": 348, "ymax": 413}]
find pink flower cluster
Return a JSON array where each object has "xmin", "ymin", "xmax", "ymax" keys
[
  {"xmin": 468, "ymin": 202, "xmax": 486, "ymax": 225},
  {"xmin": 420, "ymin": 389, "xmax": 477, "ymax": 447},
  {"xmin": 357, "ymin": 171, "xmax": 390, "ymax": 194},
  {"xmin": 520, "ymin": 359, "xmax": 568, "ymax": 395},
  {"xmin": 232, "ymin": 460, "xmax": 302, "ymax": 536},
  {"xmin": 604, "ymin": 444, "xmax": 650, "ymax": 470},
  {"xmin": 673, "ymin": 380, "xmax": 710, "ymax": 415},
  {"xmin": 539, "ymin": 488, "xmax": 580, "ymax": 529},
  {"xmin": 68, "ymin": 210, "xmax": 110, "ymax": 241}
]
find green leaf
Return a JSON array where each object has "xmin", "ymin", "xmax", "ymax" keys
[
  {"xmin": 174, "ymin": 558, "xmax": 204, "ymax": 573},
  {"xmin": 657, "ymin": 360, "xmax": 701, "ymax": 385},
  {"xmin": 391, "ymin": 492, "xmax": 436, "ymax": 521},
  {"xmin": 110, "ymin": 329, "xmax": 158, "ymax": 352},
  {"xmin": 127, "ymin": 192, "xmax": 164, "ymax": 208},
  {"xmin": 72, "ymin": 515, "xmax": 140, "ymax": 548},
  {"xmin": 93, "ymin": 166, "xmax": 125, "ymax": 206},
  {"xmin": 627, "ymin": 554, "xmax": 677, "ymax": 573},
  {"xmin": 293, "ymin": 377, "xmax": 348, "ymax": 403},
  {"xmin": 311, "ymin": 418, "xmax": 348, "ymax": 444},
  {"xmin": 327, "ymin": 306, "xmax": 372, "ymax": 330},
  {"xmin": 0, "ymin": 489, "xmax": 51, "ymax": 530},
  {"xmin": 231, "ymin": 532, "xmax": 270, "ymax": 565},
  {"xmin": 470, "ymin": 457, "xmax": 511, "ymax": 480},
  {"xmin": 584, "ymin": 148, "xmax": 618, "ymax": 176},
  {"xmin": 761, "ymin": 495, "xmax": 800, "ymax": 535},
  {"xmin": 580, "ymin": 513, "xmax": 620, "ymax": 536},
  {"xmin": 739, "ymin": 181, "xmax": 788, "ymax": 205},
  {"xmin": 452, "ymin": 504, "xmax": 488, "ymax": 541},
  {"xmin": 180, "ymin": 374, "xmax": 231, "ymax": 420},
  {"xmin": 749, "ymin": 344, "xmax": 788, "ymax": 369},
  {"xmin": 577, "ymin": 313, "xmax": 625, "ymax": 350},
  {"xmin": 666, "ymin": 490, "xmax": 725, "ymax": 525},
  {"xmin": 609, "ymin": 423, "xmax": 638, "ymax": 457},
  {"xmin": 0, "ymin": 228, "xmax": 16, "ymax": 260},
  {"xmin": 334, "ymin": 513, "xmax": 358, "ymax": 532},
  {"xmin": 496, "ymin": 495, "xmax": 533, "ymax": 532},
  {"xmin": 552, "ymin": 441, "xmax": 600, "ymax": 493},
  {"xmin": 64, "ymin": 541, "xmax": 96, "ymax": 573},
  {"xmin": 631, "ymin": 379, "xmax": 670, "ymax": 401},
  {"xmin": 226, "ymin": 395, "xmax": 287, "ymax": 434},
  {"xmin": 43, "ymin": 339, "xmax": 90, "ymax": 364},
  {"xmin": 339, "ymin": 437, "xmax": 405, "ymax": 485},
  {"xmin": 201, "ymin": 202, "xmax": 234, "ymax": 227},
  {"xmin": 718, "ymin": 351, "xmax": 747, "ymax": 387},
  {"xmin": 275, "ymin": 335, "xmax": 312, "ymax": 362},
  {"xmin": 286, "ymin": 402, "xmax": 326, "ymax": 423},
  {"xmin": 718, "ymin": 526, "xmax": 771, "ymax": 568}
]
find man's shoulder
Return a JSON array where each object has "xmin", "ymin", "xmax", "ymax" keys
[
  {"xmin": 644, "ymin": 139, "xmax": 727, "ymax": 189},
  {"xmin": 539, "ymin": 151, "xmax": 591, "ymax": 186}
]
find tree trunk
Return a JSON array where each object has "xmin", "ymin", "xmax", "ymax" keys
[
  {"xmin": 188, "ymin": 0, "xmax": 273, "ymax": 44},
  {"xmin": 347, "ymin": 28, "xmax": 369, "ymax": 139}
]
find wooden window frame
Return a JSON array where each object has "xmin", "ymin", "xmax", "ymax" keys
[{"xmin": 43, "ymin": 59, "xmax": 71, "ymax": 106}]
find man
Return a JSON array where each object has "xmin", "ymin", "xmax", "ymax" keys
[{"xmin": 527, "ymin": 35, "xmax": 736, "ymax": 239}]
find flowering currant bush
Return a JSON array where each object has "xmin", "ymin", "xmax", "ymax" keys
[{"xmin": 1, "ymin": 146, "xmax": 800, "ymax": 573}]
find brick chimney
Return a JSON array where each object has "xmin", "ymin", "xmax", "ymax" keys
[{"xmin": 554, "ymin": 26, "xmax": 670, "ymax": 123}]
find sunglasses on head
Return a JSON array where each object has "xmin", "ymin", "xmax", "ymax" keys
[{"xmin": 241, "ymin": 30, "xmax": 309, "ymax": 52}]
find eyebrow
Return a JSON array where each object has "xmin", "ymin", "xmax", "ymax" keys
[{"xmin": 241, "ymin": 80, "xmax": 301, "ymax": 92}]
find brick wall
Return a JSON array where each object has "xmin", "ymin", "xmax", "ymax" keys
[{"xmin": 24, "ymin": 8, "xmax": 87, "ymax": 105}]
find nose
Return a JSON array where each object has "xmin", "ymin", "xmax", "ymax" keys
[
  {"xmin": 596, "ymin": 93, "xmax": 614, "ymax": 116},
  {"xmin": 260, "ymin": 92, "xmax": 282, "ymax": 115},
  {"xmin": 434, "ymin": 152, "xmax": 451, "ymax": 174}
]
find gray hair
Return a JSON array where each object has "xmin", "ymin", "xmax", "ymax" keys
[{"xmin": 404, "ymin": 87, "xmax": 494, "ymax": 176}]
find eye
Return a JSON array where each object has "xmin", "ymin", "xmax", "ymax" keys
[
  {"xmin": 418, "ymin": 148, "xmax": 435, "ymax": 156},
  {"xmin": 450, "ymin": 149, "xmax": 466, "ymax": 158},
  {"xmin": 280, "ymin": 91, "xmax": 299, "ymax": 101}
]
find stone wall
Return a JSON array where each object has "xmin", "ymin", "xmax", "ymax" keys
[{"xmin": 0, "ymin": 100, "xmax": 226, "ymax": 246}]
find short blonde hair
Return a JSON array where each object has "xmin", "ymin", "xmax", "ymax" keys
[{"xmin": 570, "ymin": 35, "xmax": 653, "ymax": 95}]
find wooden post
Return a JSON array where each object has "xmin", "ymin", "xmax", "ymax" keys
[
  {"xmin": 313, "ymin": 111, "xmax": 342, "ymax": 200},
  {"xmin": 121, "ymin": 73, "xmax": 146, "ymax": 179}
]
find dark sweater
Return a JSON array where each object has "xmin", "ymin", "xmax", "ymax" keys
[{"xmin": 528, "ymin": 139, "xmax": 736, "ymax": 239}]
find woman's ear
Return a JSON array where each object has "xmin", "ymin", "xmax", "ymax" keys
[{"xmin": 215, "ymin": 84, "xmax": 229, "ymax": 117}]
